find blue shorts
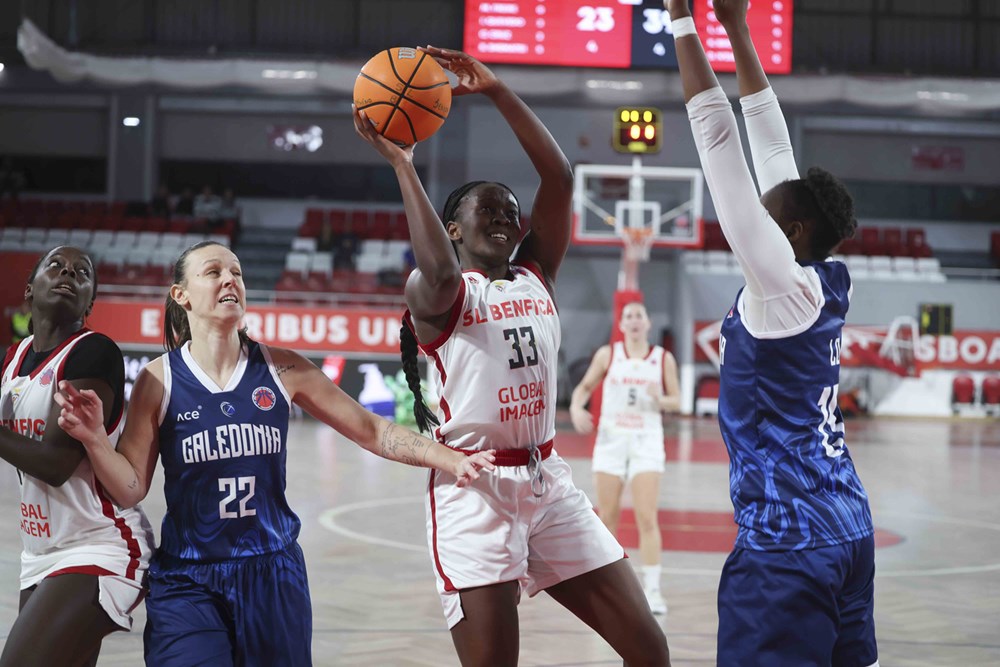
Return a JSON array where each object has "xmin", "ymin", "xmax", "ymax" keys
[
  {"xmin": 717, "ymin": 535, "xmax": 877, "ymax": 667},
  {"xmin": 144, "ymin": 543, "xmax": 312, "ymax": 667}
]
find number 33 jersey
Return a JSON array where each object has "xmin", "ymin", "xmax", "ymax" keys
[
  {"xmin": 416, "ymin": 264, "xmax": 560, "ymax": 452},
  {"xmin": 718, "ymin": 260, "xmax": 873, "ymax": 552},
  {"xmin": 157, "ymin": 341, "xmax": 300, "ymax": 562}
]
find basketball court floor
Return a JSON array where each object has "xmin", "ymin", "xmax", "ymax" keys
[{"xmin": 1, "ymin": 414, "xmax": 997, "ymax": 666}]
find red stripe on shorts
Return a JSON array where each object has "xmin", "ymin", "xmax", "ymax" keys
[
  {"xmin": 95, "ymin": 483, "xmax": 142, "ymax": 581},
  {"xmin": 49, "ymin": 565, "xmax": 117, "ymax": 578},
  {"xmin": 428, "ymin": 470, "xmax": 456, "ymax": 592}
]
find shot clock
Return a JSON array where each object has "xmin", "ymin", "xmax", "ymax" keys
[{"xmin": 613, "ymin": 107, "xmax": 661, "ymax": 154}]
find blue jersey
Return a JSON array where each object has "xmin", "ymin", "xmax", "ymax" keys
[
  {"xmin": 718, "ymin": 260, "xmax": 873, "ymax": 551},
  {"xmin": 157, "ymin": 341, "xmax": 300, "ymax": 562}
]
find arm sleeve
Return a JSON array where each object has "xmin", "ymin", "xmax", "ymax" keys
[
  {"xmin": 739, "ymin": 87, "xmax": 800, "ymax": 194},
  {"xmin": 687, "ymin": 87, "xmax": 801, "ymax": 297},
  {"xmin": 686, "ymin": 87, "xmax": 821, "ymax": 334},
  {"xmin": 63, "ymin": 334, "xmax": 126, "ymax": 428}
]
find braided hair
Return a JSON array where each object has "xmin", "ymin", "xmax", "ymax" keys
[
  {"xmin": 397, "ymin": 180, "xmax": 518, "ymax": 431},
  {"xmin": 771, "ymin": 167, "xmax": 857, "ymax": 260},
  {"xmin": 164, "ymin": 240, "xmax": 251, "ymax": 352},
  {"xmin": 399, "ymin": 322, "xmax": 439, "ymax": 434}
]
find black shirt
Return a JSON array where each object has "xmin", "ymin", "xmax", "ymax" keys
[{"xmin": 18, "ymin": 332, "xmax": 125, "ymax": 427}]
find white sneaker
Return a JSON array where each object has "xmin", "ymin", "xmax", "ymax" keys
[{"xmin": 645, "ymin": 588, "xmax": 668, "ymax": 616}]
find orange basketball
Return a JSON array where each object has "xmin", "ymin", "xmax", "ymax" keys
[{"xmin": 354, "ymin": 47, "xmax": 452, "ymax": 146}]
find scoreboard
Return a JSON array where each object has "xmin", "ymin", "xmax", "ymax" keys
[{"xmin": 464, "ymin": 0, "xmax": 793, "ymax": 74}]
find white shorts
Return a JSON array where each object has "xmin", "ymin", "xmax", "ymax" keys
[
  {"xmin": 21, "ymin": 572, "xmax": 146, "ymax": 630},
  {"xmin": 95, "ymin": 574, "xmax": 146, "ymax": 630},
  {"xmin": 591, "ymin": 428, "xmax": 665, "ymax": 481},
  {"xmin": 425, "ymin": 452, "xmax": 626, "ymax": 629}
]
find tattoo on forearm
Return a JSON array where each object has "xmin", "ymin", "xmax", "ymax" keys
[
  {"xmin": 128, "ymin": 474, "xmax": 138, "ymax": 490},
  {"xmin": 379, "ymin": 423, "xmax": 430, "ymax": 467},
  {"xmin": 275, "ymin": 364, "xmax": 295, "ymax": 376}
]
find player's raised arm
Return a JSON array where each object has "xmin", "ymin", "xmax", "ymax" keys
[
  {"xmin": 352, "ymin": 105, "xmax": 462, "ymax": 321},
  {"xmin": 716, "ymin": 0, "xmax": 800, "ymax": 193},
  {"xmin": 666, "ymin": 0, "xmax": 801, "ymax": 300},
  {"xmin": 421, "ymin": 46, "xmax": 574, "ymax": 286}
]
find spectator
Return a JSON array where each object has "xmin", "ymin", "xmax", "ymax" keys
[
  {"xmin": 217, "ymin": 188, "xmax": 242, "ymax": 242},
  {"xmin": 0, "ymin": 157, "xmax": 27, "ymax": 200},
  {"xmin": 330, "ymin": 219, "xmax": 361, "ymax": 271},
  {"xmin": 9, "ymin": 301, "xmax": 30, "ymax": 345},
  {"xmin": 174, "ymin": 188, "xmax": 195, "ymax": 217},
  {"xmin": 149, "ymin": 183, "xmax": 172, "ymax": 218},
  {"xmin": 218, "ymin": 188, "xmax": 240, "ymax": 221},
  {"xmin": 193, "ymin": 186, "xmax": 222, "ymax": 221}
]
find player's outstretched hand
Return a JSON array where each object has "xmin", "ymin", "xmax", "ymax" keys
[
  {"xmin": 664, "ymin": 0, "xmax": 692, "ymax": 19},
  {"xmin": 54, "ymin": 380, "xmax": 105, "ymax": 449},
  {"xmin": 351, "ymin": 104, "xmax": 415, "ymax": 167},
  {"xmin": 453, "ymin": 449, "xmax": 496, "ymax": 487},
  {"xmin": 712, "ymin": 0, "xmax": 749, "ymax": 28},
  {"xmin": 570, "ymin": 405, "xmax": 594, "ymax": 434},
  {"xmin": 420, "ymin": 46, "xmax": 499, "ymax": 97}
]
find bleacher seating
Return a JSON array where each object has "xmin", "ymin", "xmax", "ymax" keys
[
  {"xmin": 982, "ymin": 376, "xmax": 1000, "ymax": 415},
  {"xmin": 951, "ymin": 374, "xmax": 976, "ymax": 410},
  {"xmin": 0, "ymin": 198, "xmax": 236, "ymax": 289}
]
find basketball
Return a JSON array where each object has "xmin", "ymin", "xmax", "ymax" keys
[{"xmin": 354, "ymin": 47, "xmax": 452, "ymax": 146}]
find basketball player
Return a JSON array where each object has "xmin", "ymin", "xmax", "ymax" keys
[
  {"xmin": 0, "ymin": 246, "xmax": 154, "ymax": 667},
  {"xmin": 665, "ymin": 1, "xmax": 879, "ymax": 665},
  {"xmin": 54, "ymin": 240, "xmax": 495, "ymax": 667},
  {"xmin": 569, "ymin": 301, "xmax": 680, "ymax": 615},
  {"xmin": 353, "ymin": 46, "xmax": 670, "ymax": 666}
]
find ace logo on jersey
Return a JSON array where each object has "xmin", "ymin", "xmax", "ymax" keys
[{"xmin": 252, "ymin": 387, "xmax": 276, "ymax": 411}]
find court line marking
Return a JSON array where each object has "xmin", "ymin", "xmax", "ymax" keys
[
  {"xmin": 317, "ymin": 500, "xmax": 1000, "ymax": 577},
  {"xmin": 318, "ymin": 496, "xmax": 426, "ymax": 554}
]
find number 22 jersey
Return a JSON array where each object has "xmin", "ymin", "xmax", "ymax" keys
[
  {"xmin": 156, "ymin": 341, "xmax": 299, "ymax": 562},
  {"xmin": 718, "ymin": 260, "xmax": 873, "ymax": 552}
]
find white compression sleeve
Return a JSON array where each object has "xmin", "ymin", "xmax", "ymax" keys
[
  {"xmin": 740, "ymin": 87, "xmax": 800, "ymax": 194},
  {"xmin": 686, "ymin": 87, "xmax": 821, "ymax": 334}
]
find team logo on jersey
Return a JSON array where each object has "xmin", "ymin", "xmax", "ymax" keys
[
  {"xmin": 10, "ymin": 386, "xmax": 22, "ymax": 403},
  {"xmin": 493, "ymin": 282, "xmax": 506, "ymax": 292},
  {"xmin": 252, "ymin": 386, "xmax": 276, "ymax": 411},
  {"xmin": 220, "ymin": 401, "xmax": 236, "ymax": 418},
  {"xmin": 39, "ymin": 369, "xmax": 55, "ymax": 386}
]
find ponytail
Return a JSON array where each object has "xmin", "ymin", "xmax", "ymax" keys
[{"xmin": 399, "ymin": 323, "xmax": 440, "ymax": 434}]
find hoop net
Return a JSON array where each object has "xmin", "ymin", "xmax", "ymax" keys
[{"xmin": 622, "ymin": 226, "xmax": 654, "ymax": 262}]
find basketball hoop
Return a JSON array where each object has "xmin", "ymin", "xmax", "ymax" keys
[
  {"xmin": 622, "ymin": 226, "xmax": 654, "ymax": 263},
  {"xmin": 616, "ymin": 226, "xmax": 654, "ymax": 292}
]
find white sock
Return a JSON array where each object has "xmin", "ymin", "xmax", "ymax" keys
[{"xmin": 642, "ymin": 564, "xmax": 662, "ymax": 592}]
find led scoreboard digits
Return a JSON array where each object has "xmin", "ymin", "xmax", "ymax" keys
[
  {"xmin": 464, "ymin": 0, "xmax": 793, "ymax": 74},
  {"xmin": 695, "ymin": 0, "xmax": 792, "ymax": 74}
]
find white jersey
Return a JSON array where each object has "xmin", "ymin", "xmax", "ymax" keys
[
  {"xmin": 598, "ymin": 342, "xmax": 666, "ymax": 436},
  {"xmin": 418, "ymin": 264, "xmax": 560, "ymax": 451},
  {"xmin": 0, "ymin": 333, "xmax": 154, "ymax": 589}
]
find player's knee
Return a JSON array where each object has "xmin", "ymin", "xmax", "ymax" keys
[
  {"xmin": 623, "ymin": 630, "xmax": 670, "ymax": 666},
  {"xmin": 634, "ymin": 510, "xmax": 659, "ymax": 533}
]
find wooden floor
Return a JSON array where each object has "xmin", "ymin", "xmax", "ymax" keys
[{"xmin": 1, "ymin": 415, "xmax": 999, "ymax": 666}]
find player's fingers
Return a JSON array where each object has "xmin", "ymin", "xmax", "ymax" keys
[{"xmin": 58, "ymin": 380, "xmax": 81, "ymax": 399}]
